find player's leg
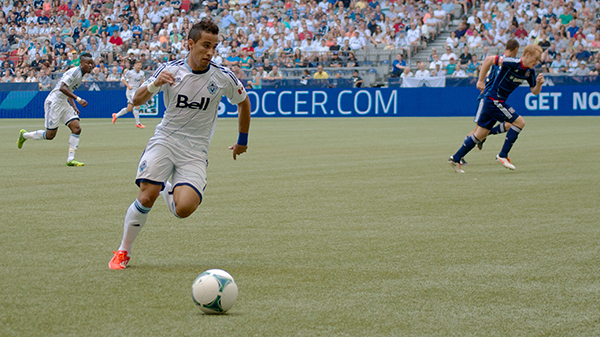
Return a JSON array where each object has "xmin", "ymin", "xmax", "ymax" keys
[
  {"xmin": 110, "ymin": 144, "xmax": 173, "ymax": 269},
  {"xmin": 66, "ymin": 117, "xmax": 84, "ymax": 166},
  {"xmin": 109, "ymin": 182, "xmax": 162, "ymax": 270},
  {"xmin": 19, "ymin": 100, "xmax": 59, "ymax": 148},
  {"xmin": 489, "ymin": 121, "xmax": 512, "ymax": 135},
  {"xmin": 497, "ymin": 115, "xmax": 524, "ymax": 170},
  {"xmin": 164, "ymin": 155, "xmax": 206, "ymax": 218},
  {"xmin": 449, "ymin": 100, "xmax": 493, "ymax": 172},
  {"xmin": 133, "ymin": 105, "xmax": 145, "ymax": 128}
]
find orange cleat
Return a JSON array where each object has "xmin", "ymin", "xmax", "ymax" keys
[
  {"xmin": 112, "ymin": 113, "xmax": 117, "ymax": 124},
  {"xmin": 108, "ymin": 250, "xmax": 130, "ymax": 270},
  {"xmin": 136, "ymin": 123, "xmax": 146, "ymax": 129}
]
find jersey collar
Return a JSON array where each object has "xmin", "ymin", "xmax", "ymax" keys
[{"xmin": 185, "ymin": 57, "xmax": 211, "ymax": 74}]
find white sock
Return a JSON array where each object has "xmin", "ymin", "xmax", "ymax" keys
[
  {"xmin": 160, "ymin": 181, "xmax": 180, "ymax": 218},
  {"xmin": 133, "ymin": 108, "xmax": 141, "ymax": 124},
  {"xmin": 115, "ymin": 107, "xmax": 129, "ymax": 118},
  {"xmin": 118, "ymin": 199, "xmax": 151, "ymax": 253},
  {"xmin": 24, "ymin": 130, "xmax": 47, "ymax": 140},
  {"xmin": 67, "ymin": 133, "xmax": 80, "ymax": 162}
]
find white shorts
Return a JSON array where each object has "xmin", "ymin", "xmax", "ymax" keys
[
  {"xmin": 44, "ymin": 98, "xmax": 78, "ymax": 130},
  {"xmin": 135, "ymin": 142, "xmax": 208, "ymax": 201},
  {"xmin": 126, "ymin": 90, "xmax": 135, "ymax": 105}
]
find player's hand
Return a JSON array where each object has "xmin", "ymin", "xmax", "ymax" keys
[
  {"xmin": 128, "ymin": 85, "xmax": 133, "ymax": 90},
  {"xmin": 75, "ymin": 108, "xmax": 80, "ymax": 115},
  {"xmin": 79, "ymin": 99, "xmax": 88, "ymax": 107},
  {"xmin": 476, "ymin": 80, "xmax": 485, "ymax": 92},
  {"xmin": 228, "ymin": 144, "xmax": 247, "ymax": 160},
  {"xmin": 537, "ymin": 73, "xmax": 545, "ymax": 85},
  {"xmin": 154, "ymin": 71, "xmax": 176, "ymax": 87}
]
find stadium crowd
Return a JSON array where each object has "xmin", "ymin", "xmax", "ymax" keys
[{"xmin": 0, "ymin": 0, "xmax": 600, "ymax": 89}]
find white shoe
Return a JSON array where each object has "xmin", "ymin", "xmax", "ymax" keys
[
  {"xmin": 496, "ymin": 155, "xmax": 515, "ymax": 170},
  {"xmin": 448, "ymin": 156, "xmax": 465, "ymax": 173}
]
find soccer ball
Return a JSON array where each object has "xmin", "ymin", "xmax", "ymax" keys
[{"xmin": 191, "ymin": 269, "xmax": 238, "ymax": 314}]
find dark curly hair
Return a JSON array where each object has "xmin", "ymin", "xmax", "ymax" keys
[{"xmin": 188, "ymin": 18, "xmax": 219, "ymax": 42}]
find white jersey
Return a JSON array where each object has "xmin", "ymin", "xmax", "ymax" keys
[
  {"xmin": 47, "ymin": 66, "xmax": 83, "ymax": 102},
  {"xmin": 143, "ymin": 59, "xmax": 247, "ymax": 155},
  {"xmin": 122, "ymin": 68, "xmax": 145, "ymax": 91}
]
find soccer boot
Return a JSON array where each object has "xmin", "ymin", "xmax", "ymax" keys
[
  {"xmin": 448, "ymin": 156, "xmax": 465, "ymax": 173},
  {"xmin": 66, "ymin": 160, "xmax": 85, "ymax": 167},
  {"xmin": 17, "ymin": 129, "xmax": 27, "ymax": 149},
  {"xmin": 496, "ymin": 155, "xmax": 515, "ymax": 170},
  {"xmin": 136, "ymin": 123, "xmax": 146, "ymax": 129},
  {"xmin": 460, "ymin": 158, "xmax": 470, "ymax": 166},
  {"xmin": 112, "ymin": 113, "xmax": 117, "ymax": 124},
  {"xmin": 108, "ymin": 250, "xmax": 130, "ymax": 270}
]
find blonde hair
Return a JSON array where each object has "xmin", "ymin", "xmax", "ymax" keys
[{"xmin": 523, "ymin": 44, "xmax": 543, "ymax": 57}]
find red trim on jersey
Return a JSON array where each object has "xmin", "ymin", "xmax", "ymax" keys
[{"xmin": 490, "ymin": 97, "xmax": 505, "ymax": 102}]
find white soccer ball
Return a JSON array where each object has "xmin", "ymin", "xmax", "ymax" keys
[{"xmin": 191, "ymin": 269, "xmax": 238, "ymax": 314}]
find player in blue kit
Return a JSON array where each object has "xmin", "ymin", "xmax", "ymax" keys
[
  {"xmin": 108, "ymin": 19, "xmax": 251, "ymax": 269},
  {"xmin": 448, "ymin": 44, "xmax": 545, "ymax": 173},
  {"xmin": 468, "ymin": 39, "xmax": 520, "ymax": 153}
]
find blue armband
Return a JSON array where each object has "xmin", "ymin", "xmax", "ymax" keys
[{"xmin": 237, "ymin": 132, "xmax": 248, "ymax": 146}]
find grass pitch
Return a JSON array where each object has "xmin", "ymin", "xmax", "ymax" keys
[{"xmin": 1, "ymin": 116, "xmax": 599, "ymax": 336}]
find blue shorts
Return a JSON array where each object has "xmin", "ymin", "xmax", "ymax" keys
[{"xmin": 474, "ymin": 97, "xmax": 520, "ymax": 130}]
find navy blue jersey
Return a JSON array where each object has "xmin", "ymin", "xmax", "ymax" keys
[{"xmin": 480, "ymin": 56, "xmax": 536, "ymax": 101}]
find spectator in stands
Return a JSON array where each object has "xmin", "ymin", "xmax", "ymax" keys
[
  {"xmin": 576, "ymin": 45, "xmax": 592, "ymax": 62},
  {"xmin": 39, "ymin": 67, "xmax": 52, "ymax": 90},
  {"xmin": 414, "ymin": 61, "xmax": 430, "ymax": 78},
  {"xmin": 25, "ymin": 68, "xmax": 37, "ymax": 82},
  {"xmin": 313, "ymin": 64, "xmax": 329, "ymax": 79},
  {"xmin": 406, "ymin": 23, "xmax": 421, "ymax": 53},
  {"xmin": 400, "ymin": 66, "xmax": 413, "ymax": 78},
  {"xmin": 1, "ymin": 70, "xmax": 12, "ymax": 83},
  {"xmin": 431, "ymin": 63, "xmax": 444, "ymax": 77},
  {"xmin": 248, "ymin": 68, "xmax": 262, "ymax": 89},
  {"xmin": 232, "ymin": 64, "xmax": 247, "ymax": 80},
  {"xmin": 589, "ymin": 62, "xmax": 600, "ymax": 75},
  {"xmin": 446, "ymin": 30, "xmax": 458, "ymax": 48},
  {"xmin": 455, "ymin": 21, "xmax": 467, "ymax": 39},
  {"xmin": 351, "ymin": 70, "xmax": 364, "ymax": 88},
  {"xmin": 459, "ymin": 45, "xmax": 472, "ymax": 65},
  {"xmin": 466, "ymin": 54, "xmax": 480, "ymax": 76},
  {"xmin": 567, "ymin": 54, "xmax": 579, "ymax": 73},
  {"xmin": 440, "ymin": 46, "xmax": 457, "ymax": 66},
  {"xmin": 349, "ymin": 31, "xmax": 366, "ymax": 50},
  {"xmin": 452, "ymin": 63, "xmax": 467, "ymax": 77},
  {"xmin": 550, "ymin": 53, "xmax": 567, "ymax": 73},
  {"xmin": 107, "ymin": 66, "xmax": 120, "ymax": 81},
  {"xmin": 571, "ymin": 61, "xmax": 591, "ymax": 76},
  {"xmin": 13, "ymin": 69, "xmax": 25, "ymax": 82},
  {"xmin": 392, "ymin": 53, "xmax": 407, "ymax": 77},
  {"xmin": 445, "ymin": 57, "xmax": 457, "ymax": 76},
  {"xmin": 0, "ymin": 36, "xmax": 10, "ymax": 57}
]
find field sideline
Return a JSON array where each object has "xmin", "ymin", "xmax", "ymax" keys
[{"xmin": 1, "ymin": 117, "xmax": 599, "ymax": 336}]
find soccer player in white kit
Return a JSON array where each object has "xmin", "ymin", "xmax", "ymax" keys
[
  {"xmin": 17, "ymin": 53, "xmax": 95, "ymax": 167},
  {"xmin": 112, "ymin": 60, "xmax": 147, "ymax": 128},
  {"xmin": 109, "ymin": 19, "xmax": 251, "ymax": 269}
]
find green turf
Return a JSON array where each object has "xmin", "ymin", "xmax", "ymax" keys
[{"xmin": 1, "ymin": 117, "xmax": 599, "ymax": 336}]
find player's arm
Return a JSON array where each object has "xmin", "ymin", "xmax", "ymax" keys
[
  {"xmin": 530, "ymin": 73, "xmax": 544, "ymax": 95},
  {"xmin": 59, "ymin": 82, "xmax": 87, "ymax": 107},
  {"xmin": 133, "ymin": 71, "xmax": 175, "ymax": 106},
  {"xmin": 121, "ymin": 77, "xmax": 132, "ymax": 90},
  {"xmin": 229, "ymin": 96, "xmax": 251, "ymax": 160},
  {"xmin": 477, "ymin": 55, "xmax": 502, "ymax": 91}
]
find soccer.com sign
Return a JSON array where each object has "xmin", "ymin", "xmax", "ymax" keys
[
  {"xmin": 217, "ymin": 88, "xmax": 400, "ymax": 117},
  {"xmin": 216, "ymin": 87, "xmax": 600, "ymax": 118}
]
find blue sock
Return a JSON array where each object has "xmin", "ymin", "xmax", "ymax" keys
[
  {"xmin": 452, "ymin": 135, "xmax": 480, "ymax": 162},
  {"xmin": 489, "ymin": 122, "xmax": 505, "ymax": 135},
  {"xmin": 499, "ymin": 126, "xmax": 521, "ymax": 158}
]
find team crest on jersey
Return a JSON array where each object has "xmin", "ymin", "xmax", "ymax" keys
[
  {"xmin": 139, "ymin": 160, "xmax": 147, "ymax": 172},
  {"xmin": 208, "ymin": 82, "xmax": 217, "ymax": 95},
  {"xmin": 174, "ymin": 76, "xmax": 182, "ymax": 85},
  {"xmin": 525, "ymin": 70, "xmax": 530, "ymax": 77}
]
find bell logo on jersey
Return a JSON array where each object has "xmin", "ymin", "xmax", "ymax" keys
[{"xmin": 176, "ymin": 94, "xmax": 210, "ymax": 110}]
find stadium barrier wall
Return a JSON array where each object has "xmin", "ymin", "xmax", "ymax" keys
[{"xmin": 1, "ymin": 86, "xmax": 600, "ymax": 119}]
